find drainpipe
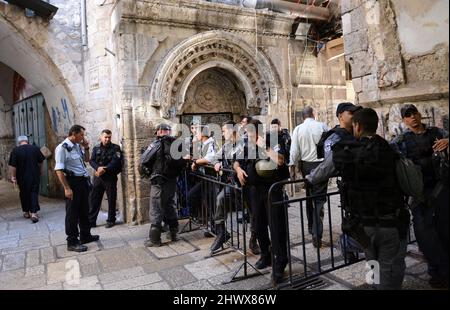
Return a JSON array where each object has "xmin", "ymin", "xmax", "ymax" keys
[
  {"xmin": 287, "ymin": 42, "xmax": 293, "ymax": 132},
  {"xmin": 81, "ymin": 0, "xmax": 88, "ymax": 49},
  {"xmin": 242, "ymin": 0, "xmax": 330, "ymax": 21}
]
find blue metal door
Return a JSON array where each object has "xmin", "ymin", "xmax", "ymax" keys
[{"xmin": 12, "ymin": 94, "xmax": 49, "ymax": 196}]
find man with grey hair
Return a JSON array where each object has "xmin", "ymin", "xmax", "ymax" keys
[
  {"xmin": 8, "ymin": 135, "xmax": 45, "ymax": 223},
  {"xmin": 289, "ymin": 106, "xmax": 329, "ymax": 247}
]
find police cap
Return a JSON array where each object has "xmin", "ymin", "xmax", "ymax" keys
[{"xmin": 336, "ymin": 102, "xmax": 362, "ymax": 117}]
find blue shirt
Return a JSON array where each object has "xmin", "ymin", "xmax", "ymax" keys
[{"xmin": 54, "ymin": 138, "xmax": 89, "ymax": 177}]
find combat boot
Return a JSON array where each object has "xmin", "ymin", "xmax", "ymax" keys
[
  {"xmin": 249, "ymin": 232, "xmax": 260, "ymax": 255},
  {"xmin": 210, "ymin": 223, "xmax": 230, "ymax": 253},
  {"xmin": 144, "ymin": 225, "xmax": 162, "ymax": 247},
  {"xmin": 272, "ymin": 259, "xmax": 287, "ymax": 284},
  {"xmin": 255, "ymin": 253, "xmax": 272, "ymax": 269},
  {"xmin": 168, "ymin": 224, "xmax": 180, "ymax": 242}
]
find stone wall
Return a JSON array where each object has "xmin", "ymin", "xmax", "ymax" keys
[
  {"xmin": 110, "ymin": 0, "xmax": 297, "ymax": 223},
  {"xmin": 289, "ymin": 41, "xmax": 349, "ymax": 128},
  {"xmin": 341, "ymin": 0, "xmax": 449, "ymax": 139},
  {"xmin": 0, "ymin": 0, "xmax": 86, "ymax": 138}
]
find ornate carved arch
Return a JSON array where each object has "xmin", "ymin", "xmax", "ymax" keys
[{"xmin": 149, "ymin": 31, "xmax": 281, "ymax": 118}]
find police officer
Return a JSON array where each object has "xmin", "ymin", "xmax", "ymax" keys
[
  {"xmin": 209, "ymin": 120, "xmax": 240, "ymax": 253},
  {"xmin": 234, "ymin": 119, "xmax": 290, "ymax": 284},
  {"xmin": 237, "ymin": 115, "xmax": 260, "ymax": 255},
  {"xmin": 391, "ymin": 104, "xmax": 449, "ymax": 288},
  {"xmin": 55, "ymin": 125, "xmax": 99, "ymax": 252},
  {"xmin": 187, "ymin": 125, "xmax": 217, "ymax": 230},
  {"xmin": 308, "ymin": 102, "xmax": 363, "ymax": 254},
  {"xmin": 88, "ymin": 129, "xmax": 123, "ymax": 228},
  {"xmin": 144, "ymin": 124, "xmax": 189, "ymax": 247},
  {"xmin": 269, "ymin": 118, "xmax": 291, "ymax": 162},
  {"xmin": 308, "ymin": 108, "xmax": 409, "ymax": 290}
]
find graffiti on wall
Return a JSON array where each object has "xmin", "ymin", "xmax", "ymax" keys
[{"xmin": 51, "ymin": 98, "xmax": 72, "ymax": 134}]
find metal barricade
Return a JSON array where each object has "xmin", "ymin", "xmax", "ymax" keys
[
  {"xmin": 268, "ymin": 178, "xmax": 363, "ymax": 289},
  {"xmin": 268, "ymin": 178, "xmax": 418, "ymax": 290},
  {"xmin": 176, "ymin": 165, "xmax": 264, "ymax": 283}
]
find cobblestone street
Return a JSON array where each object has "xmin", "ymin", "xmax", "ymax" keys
[{"xmin": 0, "ymin": 180, "xmax": 438, "ymax": 290}]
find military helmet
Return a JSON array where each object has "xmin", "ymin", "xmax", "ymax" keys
[{"xmin": 255, "ymin": 159, "xmax": 277, "ymax": 179}]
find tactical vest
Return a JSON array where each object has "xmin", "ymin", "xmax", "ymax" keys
[
  {"xmin": 94, "ymin": 144, "xmax": 120, "ymax": 166},
  {"xmin": 397, "ymin": 126, "xmax": 445, "ymax": 188},
  {"xmin": 151, "ymin": 135, "xmax": 185, "ymax": 180},
  {"xmin": 317, "ymin": 126, "xmax": 352, "ymax": 159},
  {"xmin": 332, "ymin": 135, "xmax": 404, "ymax": 219}
]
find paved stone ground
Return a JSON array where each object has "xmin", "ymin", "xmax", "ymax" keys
[{"xmin": 0, "ymin": 180, "xmax": 439, "ymax": 290}]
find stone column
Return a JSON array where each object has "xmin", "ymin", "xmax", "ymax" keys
[{"xmin": 121, "ymin": 104, "xmax": 138, "ymax": 224}]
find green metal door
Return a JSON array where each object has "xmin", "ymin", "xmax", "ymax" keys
[{"xmin": 12, "ymin": 94, "xmax": 49, "ymax": 196}]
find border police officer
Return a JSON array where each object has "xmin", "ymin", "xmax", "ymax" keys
[
  {"xmin": 391, "ymin": 104, "xmax": 449, "ymax": 288},
  {"xmin": 88, "ymin": 129, "xmax": 123, "ymax": 228},
  {"xmin": 308, "ymin": 109, "xmax": 409, "ymax": 290},
  {"xmin": 234, "ymin": 119, "xmax": 290, "ymax": 284},
  {"xmin": 143, "ymin": 124, "xmax": 189, "ymax": 247},
  {"xmin": 55, "ymin": 125, "xmax": 99, "ymax": 252},
  {"xmin": 209, "ymin": 120, "xmax": 239, "ymax": 253}
]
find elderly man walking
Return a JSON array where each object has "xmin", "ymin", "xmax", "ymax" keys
[{"xmin": 8, "ymin": 135, "xmax": 45, "ymax": 223}]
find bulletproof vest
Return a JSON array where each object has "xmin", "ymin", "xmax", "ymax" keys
[
  {"xmin": 399, "ymin": 127, "xmax": 444, "ymax": 188},
  {"xmin": 151, "ymin": 135, "xmax": 184, "ymax": 179},
  {"xmin": 94, "ymin": 143, "xmax": 119, "ymax": 166},
  {"xmin": 332, "ymin": 135, "xmax": 404, "ymax": 218}
]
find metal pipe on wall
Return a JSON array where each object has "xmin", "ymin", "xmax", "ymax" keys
[
  {"xmin": 81, "ymin": 0, "xmax": 87, "ymax": 48},
  {"xmin": 242, "ymin": 0, "xmax": 330, "ymax": 20}
]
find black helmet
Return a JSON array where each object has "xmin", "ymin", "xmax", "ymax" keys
[{"xmin": 255, "ymin": 159, "xmax": 277, "ymax": 179}]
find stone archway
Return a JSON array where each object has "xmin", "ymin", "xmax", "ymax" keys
[
  {"xmin": 0, "ymin": 4, "xmax": 82, "ymax": 136},
  {"xmin": 182, "ymin": 67, "xmax": 246, "ymax": 117},
  {"xmin": 149, "ymin": 30, "xmax": 281, "ymax": 119}
]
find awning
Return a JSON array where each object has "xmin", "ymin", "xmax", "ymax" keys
[{"xmin": 5, "ymin": 0, "xmax": 58, "ymax": 20}]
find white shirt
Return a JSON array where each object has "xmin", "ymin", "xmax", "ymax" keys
[{"xmin": 289, "ymin": 118, "xmax": 329, "ymax": 165}]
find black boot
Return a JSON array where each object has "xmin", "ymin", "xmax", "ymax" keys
[
  {"xmin": 272, "ymin": 259, "xmax": 287, "ymax": 284},
  {"xmin": 144, "ymin": 225, "xmax": 162, "ymax": 247},
  {"xmin": 168, "ymin": 223, "xmax": 180, "ymax": 242},
  {"xmin": 210, "ymin": 223, "xmax": 230, "ymax": 253},
  {"xmin": 249, "ymin": 232, "xmax": 260, "ymax": 255},
  {"xmin": 255, "ymin": 254, "xmax": 272, "ymax": 269}
]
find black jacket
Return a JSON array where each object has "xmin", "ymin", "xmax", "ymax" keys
[{"xmin": 89, "ymin": 143, "xmax": 123, "ymax": 177}]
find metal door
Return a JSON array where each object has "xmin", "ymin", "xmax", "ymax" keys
[{"xmin": 12, "ymin": 94, "xmax": 49, "ymax": 196}]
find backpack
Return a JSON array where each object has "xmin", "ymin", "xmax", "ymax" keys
[
  {"xmin": 395, "ymin": 157, "xmax": 424, "ymax": 198},
  {"xmin": 138, "ymin": 140, "xmax": 161, "ymax": 178}
]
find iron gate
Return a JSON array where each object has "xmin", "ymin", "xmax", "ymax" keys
[{"xmin": 12, "ymin": 94, "xmax": 49, "ymax": 196}]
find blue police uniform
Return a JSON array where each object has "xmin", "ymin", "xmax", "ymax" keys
[{"xmin": 55, "ymin": 138, "xmax": 93, "ymax": 246}]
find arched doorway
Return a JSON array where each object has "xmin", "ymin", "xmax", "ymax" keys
[
  {"xmin": 180, "ymin": 67, "xmax": 246, "ymax": 127},
  {"xmin": 149, "ymin": 30, "xmax": 281, "ymax": 122},
  {"xmin": 0, "ymin": 13, "xmax": 78, "ymax": 197}
]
